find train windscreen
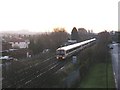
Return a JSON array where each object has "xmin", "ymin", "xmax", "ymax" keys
[{"xmin": 56, "ymin": 50, "xmax": 65, "ymax": 55}]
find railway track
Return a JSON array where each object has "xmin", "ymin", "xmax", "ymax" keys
[
  {"xmin": 14, "ymin": 59, "xmax": 59, "ymax": 88},
  {"xmin": 40, "ymin": 60, "xmax": 69, "ymax": 88},
  {"xmin": 2, "ymin": 54, "xmax": 69, "ymax": 88},
  {"xmin": 22, "ymin": 59, "xmax": 68, "ymax": 88},
  {"xmin": 2, "ymin": 43, "xmax": 96, "ymax": 88},
  {"xmin": 2, "ymin": 58, "xmax": 51, "ymax": 87}
]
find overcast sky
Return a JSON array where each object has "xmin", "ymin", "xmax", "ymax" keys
[{"xmin": 0, "ymin": 0, "xmax": 119, "ymax": 33}]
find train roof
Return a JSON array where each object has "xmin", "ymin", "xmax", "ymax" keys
[{"xmin": 57, "ymin": 38, "xmax": 96, "ymax": 51}]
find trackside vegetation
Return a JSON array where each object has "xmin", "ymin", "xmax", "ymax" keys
[
  {"xmin": 79, "ymin": 62, "xmax": 115, "ymax": 88},
  {"xmin": 2, "ymin": 27, "xmax": 118, "ymax": 88},
  {"xmin": 48, "ymin": 31, "xmax": 116, "ymax": 88},
  {"xmin": 77, "ymin": 31, "xmax": 115, "ymax": 88}
]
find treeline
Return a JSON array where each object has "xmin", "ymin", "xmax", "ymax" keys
[
  {"xmin": 29, "ymin": 28, "xmax": 70, "ymax": 55},
  {"xmin": 51, "ymin": 30, "xmax": 112, "ymax": 87},
  {"xmin": 95, "ymin": 31, "xmax": 112, "ymax": 62},
  {"xmin": 79, "ymin": 31, "xmax": 112, "ymax": 78},
  {"xmin": 71, "ymin": 27, "xmax": 96, "ymax": 42},
  {"xmin": 28, "ymin": 27, "xmax": 98, "ymax": 55},
  {"xmin": 28, "ymin": 27, "xmax": 112, "ymax": 57}
]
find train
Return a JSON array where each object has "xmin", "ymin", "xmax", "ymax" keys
[{"xmin": 56, "ymin": 38, "xmax": 96, "ymax": 60}]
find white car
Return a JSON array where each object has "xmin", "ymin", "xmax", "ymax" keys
[
  {"xmin": 42, "ymin": 49, "xmax": 50, "ymax": 53},
  {"xmin": 0, "ymin": 56, "xmax": 13, "ymax": 60}
]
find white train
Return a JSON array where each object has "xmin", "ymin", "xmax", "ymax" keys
[{"xmin": 56, "ymin": 38, "xmax": 96, "ymax": 59}]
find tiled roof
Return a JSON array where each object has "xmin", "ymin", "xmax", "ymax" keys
[{"xmin": 8, "ymin": 38, "xmax": 27, "ymax": 42}]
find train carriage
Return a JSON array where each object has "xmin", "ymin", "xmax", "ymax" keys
[{"xmin": 56, "ymin": 38, "xmax": 96, "ymax": 60}]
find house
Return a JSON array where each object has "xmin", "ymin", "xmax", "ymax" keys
[{"xmin": 8, "ymin": 38, "xmax": 30, "ymax": 49}]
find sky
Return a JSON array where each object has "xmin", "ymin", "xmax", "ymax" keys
[{"xmin": 0, "ymin": 0, "xmax": 119, "ymax": 34}]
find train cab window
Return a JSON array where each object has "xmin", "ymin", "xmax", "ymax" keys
[{"xmin": 56, "ymin": 50, "xmax": 65, "ymax": 55}]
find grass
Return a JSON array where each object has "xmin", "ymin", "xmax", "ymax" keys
[
  {"xmin": 107, "ymin": 63, "xmax": 116, "ymax": 88},
  {"xmin": 79, "ymin": 62, "xmax": 115, "ymax": 88}
]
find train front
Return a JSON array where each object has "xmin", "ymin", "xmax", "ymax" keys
[{"xmin": 56, "ymin": 49, "xmax": 66, "ymax": 60}]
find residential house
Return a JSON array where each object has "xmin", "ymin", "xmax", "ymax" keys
[{"xmin": 8, "ymin": 38, "xmax": 30, "ymax": 49}]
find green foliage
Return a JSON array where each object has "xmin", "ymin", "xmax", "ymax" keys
[
  {"xmin": 78, "ymin": 28, "xmax": 88, "ymax": 41},
  {"xmin": 28, "ymin": 28, "xmax": 70, "ymax": 54},
  {"xmin": 76, "ymin": 31, "xmax": 115, "ymax": 88},
  {"xmin": 29, "ymin": 38, "xmax": 41, "ymax": 55},
  {"xmin": 77, "ymin": 28, "xmax": 96, "ymax": 42},
  {"xmin": 71, "ymin": 27, "xmax": 79, "ymax": 42},
  {"xmin": 98, "ymin": 31, "xmax": 111, "ymax": 45},
  {"xmin": 94, "ymin": 31, "xmax": 111, "ymax": 62},
  {"xmin": 77, "ymin": 31, "xmax": 112, "ymax": 80},
  {"xmin": 79, "ymin": 63, "xmax": 115, "ymax": 88},
  {"xmin": 51, "ymin": 29, "xmax": 69, "ymax": 51}
]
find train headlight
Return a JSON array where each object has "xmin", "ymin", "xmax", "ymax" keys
[
  {"xmin": 62, "ymin": 57, "xmax": 65, "ymax": 59},
  {"xmin": 56, "ymin": 57, "xmax": 59, "ymax": 59}
]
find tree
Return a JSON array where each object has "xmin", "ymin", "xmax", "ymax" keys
[
  {"xmin": 51, "ymin": 28, "xmax": 69, "ymax": 50},
  {"xmin": 98, "ymin": 30, "xmax": 111, "ymax": 45},
  {"xmin": 78, "ymin": 28, "xmax": 88, "ymax": 41},
  {"xmin": 28, "ymin": 28, "xmax": 69, "ymax": 54},
  {"xmin": 95, "ymin": 31, "xmax": 111, "ymax": 62},
  {"xmin": 53, "ymin": 27, "xmax": 66, "ymax": 32},
  {"xmin": 71, "ymin": 27, "xmax": 79, "ymax": 42}
]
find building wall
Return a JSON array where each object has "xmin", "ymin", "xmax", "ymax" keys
[{"xmin": 9, "ymin": 41, "xmax": 30, "ymax": 49}]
